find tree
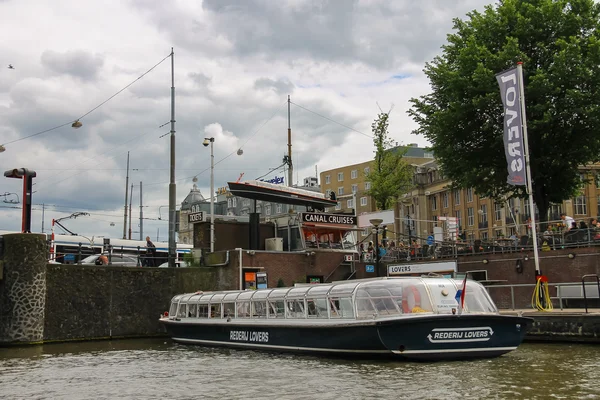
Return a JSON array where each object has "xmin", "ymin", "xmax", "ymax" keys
[
  {"xmin": 365, "ymin": 113, "xmax": 414, "ymax": 210},
  {"xmin": 408, "ymin": 0, "xmax": 600, "ymax": 222}
]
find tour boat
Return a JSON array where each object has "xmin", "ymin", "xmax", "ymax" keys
[{"xmin": 159, "ymin": 277, "xmax": 531, "ymax": 361}]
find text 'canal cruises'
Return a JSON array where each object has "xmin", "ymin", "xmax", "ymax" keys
[{"xmin": 159, "ymin": 277, "xmax": 532, "ymax": 361}]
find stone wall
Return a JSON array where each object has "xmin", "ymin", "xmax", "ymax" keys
[
  {"xmin": 43, "ymin": 264, "xmax": 236, "ymax": 342},
  {"xmin": 0, "ymin": 234, "xmax": 47, "ymax": 344}
]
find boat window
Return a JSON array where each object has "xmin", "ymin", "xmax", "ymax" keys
[
  {"xmin": 236, "ymin": 301, "xmax": 251, "ymax": 318},
  {"xmin": 401, "ymin": 282, "xmax": 433, "ymax": 313},
  {"xmin": 198, "ymin": 304, "xmax": 209, "ymax": 318},
  {"xmin": 169, "ymin": 301, "xmax": 178, "ymax": 317},
  {"xmin": 287, "ymin": 287, "xmax": 310, "ymax": 298},
  {"xmin": 252, "ymin": 300, "xmax": 268, "ymax": 318},
  {"xmin": 356, "ymin": 297, "xmax": 376, "ymax": 319},
  {"xmin": 329, "ymin": 282, "xmax": 360, "ymax": 297},
  {"xmin": 237, "ymin": 291, "xmax": 255, "ymax": 301},
  {"xmin": 267, "ymin": 288, "xmax": 292, "ymax": 299},
  {"xmin": 188, "ymin": 294, "xmax": 203, "ymax": 304},
  {"xmin": 198, "ymin": 294, "xmax": 213, "ymax": 304},
  {"xmin": 223, "ymin": 302, "xmax": 235, "ymax": 318},
  {"xmin": 329, "ymin": 297, "xmax": 354, "ymax": 318},
  {"xmin": 224, "ymin": 292, "xmax": 241, "ymax": 302},
  {"xmin": 252, "ymin": 290, "xmax": 273, "ymax": 300},
  {"xmin": 306, "ymin": 298, "xmax": 328, "ymax": 318},
  {"xmin": 187, "ymin": 303, "xmax": 198, "ymax": 318},
  {"xmin": 177, "ymin": 303, "xmax": 187, "ymax": 318},
  {"xmin": 267, "ymin": 300, "xmax": 285, "ymax": 318},
  {"xmin": 286, "ymin": 299, "xmax": 305, "ymax": 318},
  {"xmin": 211, "ymin": 293, "xmax": 226, "ymax": 303},
  {"xmin": 306, "ymin": 285, "xmax": 332, "ymax": 296},
  {"xmin": 462, "ymin": 282, "xmax": 497, "ymax": 313},
  {"xmin": 210, "ymin": 303, "xmax": 222, "ymax": 318}
]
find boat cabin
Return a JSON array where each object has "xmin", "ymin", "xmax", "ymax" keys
[{"xmin": 167, "ymin": 277, "xmax": 498, "ymax": 322}]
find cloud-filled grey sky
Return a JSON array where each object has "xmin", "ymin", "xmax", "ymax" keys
[{"xmin": 0, "ymin": 0, "xmax": 492, "ymax": 241}]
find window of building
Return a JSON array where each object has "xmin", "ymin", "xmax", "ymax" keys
[
  {"xmin": 431, "ymin": 195, "xmax": 438, "ymax": 211},
  {"xmin": 365, "ymin": 182, "xmax": 371, "ymax": 190},
  {"xmin": 494, "ymin": 203, "xmax": 502, "ymax": 221},
  {"xmin": 480, "ymin": 231, "xmax": 488, "ymax": 240},
  {"xmin": 325, "ymin": 175, "xmax": 330, "ymax": 184},
  {"xmin": 244, "ymin": 199, "xmax": 250, "ymax": 207},
  {"xmin": 480, "ymin": 204, "xmax": 488, "ymax": 223},
  {"xmin": 360, "ymin": 197, "xmax": 367, "ymax": 206},
  {"xmin": 364, "ymin": 167, "xmax": 370, "ymax": 175},
  {"xmin": 467, "ymin": 188, "xmax": 473, "ymax": 203},
  {"xmin": 362, "ymin": 228, "xmax": 368, "ymax": 237},
  {"xmin": 338, "ymin": 172, "xmax": 344, "ymax": 182},
  {"xmin": 338, "ymin": 187, "xmax": 344, "ymax": 195},
  {"xmin": 442, "ymin": 192, "xmax": 449, "ymax": 208},
  {"xmin": 276, "ymin": 204, "xmax": 282, "ymax": 214},
  {"xmin": 424, "ymin": 152, "xmax": 434, "ymax": 158},
  {"xmin": 256, "ymin": 205, "xmax": 262, "ymax": 214},
  {"xmin": 455, "ymin": 210, "xmax": 461, "ymax": 228},
  {"xmin": 574, "ymin": 196, "xmax": 587, "ymax": 215},
  {"xmin": 227, "ymin": 198, "xmax": 232, "ymax": 208},
  {"xmin": 266, "ymin": 205, "xmax": 271, "ymax": 215},
  {"xmin": 351, "ymin": 170, "xmax": 357, "ymax": 179},
  {"xmin": 347, "ymin": 199, "xmax": 353, "ymax": 208},
  {"xmin": 467, "ymin": 207, "xmax": 474, "ymax": 226},
  {"xmin": 335, "ymin": 201, "xmax": 342, "ymax": 210},
  {"xmin": 351, "ymin": 184, "xmax": 358, "ymax": 194},
  {"xmin": 453, "ymin": 190, "xmax": 460, "ymax": 205}
]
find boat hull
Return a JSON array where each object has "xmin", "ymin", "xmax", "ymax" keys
[{"xmin": 160, "ymin": 314, "xmax": 531, "ymax": 361}]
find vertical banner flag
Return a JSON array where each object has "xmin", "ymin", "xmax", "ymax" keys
[{"xmin": 496, "ymin": 67, "xmax": 527, "ymax": 186}]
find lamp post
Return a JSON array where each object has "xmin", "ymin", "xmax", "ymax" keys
[
  {"xmin": 370, "ymin": 218, "xmax": 383, "ymax": 277},
  {"xmin": 203, "ymin": 137, "xmax": 215, "ymax": 253}
]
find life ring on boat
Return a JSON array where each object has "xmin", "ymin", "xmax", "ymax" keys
[
  {"xmin": 163, "ymin": 311, "xmax": 169, "ymax": 318},
  {"xmin": 402, "ymin": 286, "xmax": 421, "ymax": 313}
]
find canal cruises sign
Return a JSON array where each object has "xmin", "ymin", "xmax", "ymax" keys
[
  {"xmin": 188, "ymin": 204, "xmax": 204, "ymax": 223},
  {"xmin": 301, "ymin": 212, "xmax": 357, "ymax": 226}
]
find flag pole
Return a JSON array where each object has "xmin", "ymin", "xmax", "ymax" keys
[{"xmin": 516, "ymin": 62, "xmax": 541, "ymax": 276}]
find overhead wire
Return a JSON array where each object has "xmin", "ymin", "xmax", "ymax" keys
[
  {"xmin": 289, "ymin": 101, "xmax": 373, "ymax": 139},
  {"xmin": 1, "ymin": 52, "xmax": 172, "ymax": 147}
]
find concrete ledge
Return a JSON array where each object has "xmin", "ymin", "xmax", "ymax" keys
[{"xmin": 501, "ymin": 309, "xmax": 600, "ymax": 343}]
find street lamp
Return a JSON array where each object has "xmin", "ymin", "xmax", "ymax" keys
[
  {"xmin": 370, "ymin": 218, "xmax": 383, "ymax": 277},
  {"xmin": 203, "ymin": 137, "xmax": 215, "ymax": 253}
]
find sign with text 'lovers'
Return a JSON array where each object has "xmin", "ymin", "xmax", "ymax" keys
[
  {"xmin": 301, "ymin": 212, "xmax": 356, "ymax": 225},
  {"xmin": 388, "ymin": 261, "xmax": 457, "ymax": 276}
]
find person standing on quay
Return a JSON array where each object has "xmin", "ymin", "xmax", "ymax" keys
[{"xmin": 146, "ymin": 236, "xmax": 157, "ymax": 267}]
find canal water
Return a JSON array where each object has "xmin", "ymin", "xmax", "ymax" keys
[{"xmin": 0, "ymin": 340, "xmax": 598, "ymax": 399}]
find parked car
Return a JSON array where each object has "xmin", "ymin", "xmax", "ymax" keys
[
  {"xmin": 79, "ymin": 254, "xmax": 140, "ymax": 267},
  {"xmin": 157, "ymin": 260, "xmax": 189, "ymax": 268}
]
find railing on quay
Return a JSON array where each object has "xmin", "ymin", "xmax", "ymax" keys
[{"xmin": 485, "ymin": 281, "xmax": 600, "ymax": 312}]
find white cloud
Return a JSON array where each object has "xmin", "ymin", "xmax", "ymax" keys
[{"xmin": 0, "ymin": 0, "xmax": 491, "ymax": 239}]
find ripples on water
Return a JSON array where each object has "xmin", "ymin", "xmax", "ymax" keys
[{"xmin": 0, "ymin": 340, "xmax": 599, "ymax": 400}]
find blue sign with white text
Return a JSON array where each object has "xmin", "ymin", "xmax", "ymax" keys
[{"xmin": 366, "ymin": 265, "xmax": 375, "ymax": 273}]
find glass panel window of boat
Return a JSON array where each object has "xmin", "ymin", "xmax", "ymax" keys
[
  {"xmin": 210, "ymin": 303, "xmax": 222, "ymax": 318},
  {"xmin": 329, "ymin": 282, "xmax": 360, "ymax": 297},
  {"xmin": 287, "ymin": 287, "xmax": 310, "ymax": 299},
  {"xmin": 462, "ymin": 282, "xmax": 498, "ymax": 313},
  {"xmin": 223, "ymin": 302, "xmax": 235, "ymax": 318},
  {"xmin": 268, "ymin": 288, "xmax": 291, "ymax": 299},
  {"xmin": 306, "ymin": 298, "xmax": 328, "ymax": 318},
  {"xmin": 177, "ymin": 303, "xmax": 188, "ymax": 318},
  {"xmin": 169, "ymin": 301, "xmax": 178, "ymax": 318},
  {"xmin": 286, "ymin": 299, "xmax": 306, "ymax": 318},
  {"xmin": 198, "ymin": 304, "xmax": 209, "ymax": 318},
  {"xmin": 237, "ymin": 291, "xmax": 255, "ymax": 301},
  {"xmin": 187, "ymin": 303, "xmax": 198, "ymax": 318},
  {"xmin": 251, "ymin": 290, "xmax": 273, "ymax": 300},
  {"xmin": 306, "ymin": 285, "xmax": 332, "ymax": 297},
  {"xmin": 224, "ymin": 293, "xmax": 241, "ymax": 302},
  {"xmin": 401, "ymin": 282, "xmax": 433, "ymax": 314},
  {"xmin": 251, "ymin": 300, "xmax": 267, "ymax": 318},
  {"xmin": 237, "ymin": 301, "xmax": 251, "ymax": 318},
  {"xmin": 267, "ymin": 300, "xmax": 285, "ymax": 318},
  {"xmin": 329, "ymin": 297, "xmax": 354, "ymax": 318}
]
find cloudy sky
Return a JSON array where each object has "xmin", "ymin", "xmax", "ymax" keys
[{"xmin": 0, "ymin": 0, "xmax": 492, "ymax": 242}]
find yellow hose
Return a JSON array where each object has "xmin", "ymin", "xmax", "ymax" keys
[{"xmin": 531, "ymin": 277, "xmax": 553, "ymax": 311}]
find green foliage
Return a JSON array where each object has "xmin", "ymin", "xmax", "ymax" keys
[
  {"xmin": 183, "ymin": 252, "xmax": 201, "ymax": 267},
  {"xmin": 276, "ymin": 278, "xmax": 286, "ymax": 287},
  {"xmin": 408, "ymin": 0, "xmax": 600, "ymax": 221},
  {"xmin": 365, "ymin": 113, "xmax": 415, "ymax": 210}
]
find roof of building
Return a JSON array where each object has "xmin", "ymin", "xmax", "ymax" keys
[{"xmin": 181, "ymin": 184, "xmax": 205, "ymax": 211}]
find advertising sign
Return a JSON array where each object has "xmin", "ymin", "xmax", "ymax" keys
[
  {"xmin": 301, "ymin": 212, "xmax": 357, "ymax": 225},
  {"xmin": 388, "ymin": 261, "xmax": 457, "ymax": 276},
  {"xmin": 188, "ymin": 211, "xmax": 204, "ymax": 223}
]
